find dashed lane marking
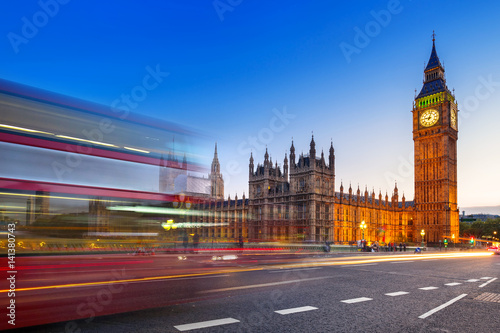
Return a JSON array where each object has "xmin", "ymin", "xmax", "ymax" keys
[
  {"xmin": 479, "ymin": 277, "xmax": 497, "ymax": 288},
  {"xmin": 480, "ymin": 277, "xmax": 493, "ymax": 279},
  {"xmin": 385, "ymin": 291, "xmax": 409, "ymax": 296},
  {"xmin": 390, "ymin": 261, "xmax": 414, "ymax": 264},
  {"xmin": 418, "ymin": 294, "xmax": 467, "ymax": 319},
  {"xmin": 341, "ymin": 297, "xmax": 373, "ymax": 304},
  {"xmin": 340, "ymin": 263, "xmax": 378, "ymax": 267},
  {"xmin": 444, "ymin": 282, "xmax": 462, "ymax": 286},
  {"xmin": 419, "ymin": 287, "xmax": 438, "ymax": 290},
  {"xmin": 174, "ymin": 318, "xmax": 240, "ymax": 331},
  {"xmin": 269, "ymin": 267, "xmax": 322, "ymax": 273},
  {"xmin": 466, "ymin": 279, "xmax": 480, "ymax": 282},
  {"xmin": 275, "ymin": 306, "xmax": 318, "ymax": 315}
]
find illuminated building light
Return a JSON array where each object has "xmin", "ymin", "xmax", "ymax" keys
[{"xmin": 55, "ymin": 135, "xmax": 118, "ymax": 147}]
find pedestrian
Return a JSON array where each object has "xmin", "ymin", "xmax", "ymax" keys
[
  {"xmin": 192, "ymin": 232, "xmax": 200, "ymax": 253},
  {"xmin": 399, "ymin": 242, "xmax": 402, "ymax": 252},
  {"xmin": 403, "ymin": 242, "xmax": 406, "ymax": 252}
]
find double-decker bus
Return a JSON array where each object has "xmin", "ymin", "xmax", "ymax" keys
[{"xmin": 0, "ymin": 79, "xmax": 209, "ymax": 252}]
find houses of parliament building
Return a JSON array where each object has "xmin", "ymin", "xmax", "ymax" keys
[{"xmin": 194, "ymin": 38, "xmax": 460, "ymax": 245}]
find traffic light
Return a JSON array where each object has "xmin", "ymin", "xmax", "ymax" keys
[
  {"xmin": 444, "ymin": 238, "xmax": 448, "ymax": 248},
  {"xmin": 470, "ymin": 237, "xmax": 474, "ymax": 244}
]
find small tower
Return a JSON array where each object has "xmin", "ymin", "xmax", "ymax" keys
[
  {"xmin": 209, "ymin": 143, "xmax": 224, "ymax": 199},
  {"xmin": 290, "ymin": 140, "xmax": 296, "ymax": 167},
  {"xmin": 249, "ymin": 152, "xmax": 254, "ymax": 177},
  {"xmin": 309, "ymin": 134, "xmax": 316, "ymax": 161}
]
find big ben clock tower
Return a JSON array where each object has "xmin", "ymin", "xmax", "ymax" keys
[{"xmin": 413, "ymin": 34, "xmax": 459, "ymax": 243}]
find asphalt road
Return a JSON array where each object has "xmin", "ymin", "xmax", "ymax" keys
[{"xmin": 3, "ymin": 251, "xmax": 499, "ymax": 332}]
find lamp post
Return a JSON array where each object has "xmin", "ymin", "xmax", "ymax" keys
[
  {"xmin": 452, "ymin": 234, "xmax": 455, "ymax": 248},
  {"xmin": 360, "ymin": 221, "xmax": 366, "ymax": 240},
  {"xmin": 420, "ymin": 229, "xmax": 425, "ymax": 248},
  {"xmin": 360, "ymin": 221, "xmax": 367, "ymax": 252}
]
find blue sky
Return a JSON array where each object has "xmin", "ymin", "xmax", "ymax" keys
[{"xmin": 1, "ymin": 0, "xmax": 499, "ymax": 212}]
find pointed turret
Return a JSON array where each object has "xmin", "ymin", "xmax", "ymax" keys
[
  {"xmin": 290, "ymin": 139, "xmax": 296, "ymax": 167},
  {"xmin": 417, "ymin": 32, "xmax": 450, "ymax": 99},
  {"xmin": 328, "ymin": 141, "xmax": 335, "ymax": 171},
  {"xmin": 209, "ymin": 142, "xmax": 224, "ymax": 199},
  {"xmin": 249, "ymin": 152, "xmax": 254, "ymax": 176},
  {"xmin": 309, "ymin": 134, "xmax": 316, "ymax": 161},
  {"xmin": 211, "ymin": 143, "xmax": 220, "ymax": 174}
]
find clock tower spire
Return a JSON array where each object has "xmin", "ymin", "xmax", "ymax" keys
[{"xmin": 412, "ymin": 34, "xmax": 459, "ymax": 243}]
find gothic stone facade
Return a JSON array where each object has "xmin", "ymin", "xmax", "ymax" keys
[{"xmin": 194, "ymin": 39, "xmax": 459, "ymax": 244}]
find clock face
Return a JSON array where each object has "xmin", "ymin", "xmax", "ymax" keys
[
  {"xmin": 450, "ymin": 108, "xmax": 457, "ymax": 129},
  {"xmin": 420, "ymin": 109, "xmax": 439, "ymax": 127}
]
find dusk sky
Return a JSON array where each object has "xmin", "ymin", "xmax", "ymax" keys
[{"xmin": 1, "ymin": 0, "xmax": 499, "ymax": 213}]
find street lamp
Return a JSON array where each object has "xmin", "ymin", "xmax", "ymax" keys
[
  {"xmin": 420, "ymin": 229, "xmax": 425, "ymax": 248},
  {"xmin": 452, "ymin": 234, "xmax": 455, "ymax": 248},
  {"xmin": 360, "ymin": 221, "xmax": 366, "ymax": 240},
  {"xmin": 360, "ymin": 221, "xmax": 367, "ymax": 252}
]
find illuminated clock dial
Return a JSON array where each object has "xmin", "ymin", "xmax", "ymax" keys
[
  {"xmin": 450, "ymin": 108, "xmax": 457, "ymax": 129},
  {"xmin": 420, "ymin": 109, "xmax": 439, "ymax": 127}
]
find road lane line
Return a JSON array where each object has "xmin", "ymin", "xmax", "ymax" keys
[
  {"xmin": 200, "ymin": 276, "xmax": 332, "ymax": 293},
  {"xmin": 419, "ymin": 287, "xmax": 438, "ymax": 290},
  {"xmin": 340, "ymin": 263, "xmax": 377, "ymax": 267},
  {"xmin": 341, "ymin": 297, "xmax": 373, "ymax": 304},
  {"xmin": 275, "ymin": 306, "xmax": 318, "ymax": 315},
  {"xmin": 269, "ymin": 268, "xmax": 322, "ymax": 273},
  {"xmin": 418, "ymin": 294, "xmax": 467, "ymax": 319},
  {"xmin": 479, "ymin": 277, "xmax": 497, "ymax": 288},
  {"xmin": 444, "ymin": 282, "xmax": 462, "ymax": 286},
  {"xmin": 385, "ymin": 291, "xmax": 409, "ymax": 296},
  {"xmin": 466, "ymin": 279, "xmax": 480, "ymax": 282},
  {"xmin": 174, "ymin": 318, "xmax": 240, "ymax": 331},
  {"xmin": 480, "ymin": 277, "xmax": 493, "ymax": 279},
  {"xmin": 390, "ymin": 261, "xmax": 414, "ymax": 264}
]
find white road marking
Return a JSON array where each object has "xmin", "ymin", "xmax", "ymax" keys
[
  {"xmin": 418, "ymin": 294, "xmax": 467, "ymax": 319},
  {"xmin": 174, "ymin": 318, "xmax": 240, "ymax": 331},
  {"xmin": 341, "ymin": 297, "xmax": 373, "ymax": 304},
  {"xmin": 269, "ymin": 267, "xmax": 322, "ymax": 273},
  {"xmin": 479, "ymin": 277, "xmax": 497, "ymax": 288},
  {"xmin": 275, "ymin": 306, "xmax": 318, "ymax": 315},
  {"xmin": 466, "ymin": 279, "xmax": 480, "ymax": 282},
  {"xmin": 419, "ymin": 287, "xmax": 438, "ymax": 290},
  {"xmin": 480, "ymin": 277, "xmax": 493, "ymax": 279},
  {"xmin": 200, "ymin": 276, "xmax": 332, "ymax": 293},
  {"xmin": 340, "ymin": 263, "xmax": 378, "ymax": 267},
  {"xmin": 385, "ymin": 291, "xmax": 409, "ymax": 296},
  {"xmin": 390, "ymin": 261, "xmax": 414, "ymax": 264},
  {"xmin": 444, "ymin": 282, "xmax": 462, "ymax": 286}
]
